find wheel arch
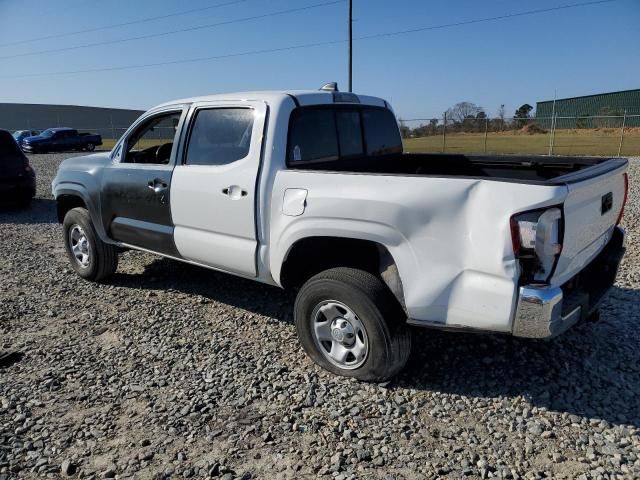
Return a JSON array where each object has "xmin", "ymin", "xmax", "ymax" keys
[
  {"xmin": 54, "ymin": 185, "xmax": 112, "ymax": 244},
  {"xmin": 56, "ymin": 193, "xmax": 87, "ymax": 223},
  {"xmin": 278, "ymin": 236, "xmax": 407, "ymax": 312}
]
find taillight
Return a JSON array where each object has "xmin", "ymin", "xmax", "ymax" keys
[
  {"xmin": 23, "ymin": 157, "xmax": 33, "ymax": 174},
  {"xmin": 616, "ymin": 172, "xmax": 629, "ymax": 225},
  {"xmin": 510, "ymin": 207, "xmax": 563, "ymax": 282},
  {"xmin": 510, "ymin": 218, "xmax": 521, "ymax": 257}
]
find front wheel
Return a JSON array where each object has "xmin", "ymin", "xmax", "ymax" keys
[
  {"xmin": 62, "ymin": 207, "xmax": 118, "ymax": 281},
  {"xmin": 85, "ymin": 143, "xmax": 95, "ymax": 152},
  {"xmin": 294, "ymin": 267, "xmax": 412, "ymax": 382}
]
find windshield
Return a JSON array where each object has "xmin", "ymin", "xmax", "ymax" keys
[
  {"xmin": 40, "ymin": 129, "xmax": 55, "ymax": 138},
  {"xmin": 12, "ymin": 130, "xmax": 26, "ymax": 138}
]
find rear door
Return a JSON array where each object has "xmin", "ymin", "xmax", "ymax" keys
[
  {"xmin": 551, "ymin": 162, "xmax": 627, "ymax": 285},
  {"xmin": 100, "ymin": 107, "xmax": 186, "ymax": 255},
  {"xmin": 51, "ymin": 130, "xmax": 75, "ymax": 151},
  {"xmin": 170, "ymin": 101, "xmax": 267, "ymax": 277}
]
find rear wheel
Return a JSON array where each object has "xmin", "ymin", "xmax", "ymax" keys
[
  {"xmin": 294, "ymin": 267, "xmax": 411, "ymax": 382},
  {"xmin": 62, "ymin": 207, "xmax": 118, "ymax": 281}
]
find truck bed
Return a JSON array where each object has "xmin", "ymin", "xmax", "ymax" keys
[{"xmin": 292, "ymin": 153, "xmax": 627, "ymax": 185}]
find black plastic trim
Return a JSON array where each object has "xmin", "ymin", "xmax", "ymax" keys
[
  {"xmin": 286, "ymin": 94, "xmax": 300, "ymax": 108},
  {"xmin": 253, "ymin": 104, "xmax": 270, "ymax": 277},
  {"xmin": 285, "ymin": 155, "xmax": 628, "ymax": 186}
]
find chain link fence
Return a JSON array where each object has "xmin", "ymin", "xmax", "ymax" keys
[
  {"xmin": 3, "ymin": 112, "xmax": 640, "ymax": 157},
  {"xmin": 400, "ymin": 114, "xmax": 640, "ymax": 157}
]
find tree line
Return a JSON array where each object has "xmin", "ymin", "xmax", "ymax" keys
[{"xmin": 399, "ymin": 102, "xmax": 535, "ymax": 138}]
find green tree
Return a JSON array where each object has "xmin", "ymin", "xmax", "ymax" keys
[
  {"xmin": 398, "ymin": 117, "xmax": 411, "ymax": 139},
  {"xmin": 514, "ymin": 104, "xmax": 533, "ymax": 128}
]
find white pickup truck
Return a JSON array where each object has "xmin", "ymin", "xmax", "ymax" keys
[{"xmin": 52, "ymin": 86, "xmax": 628, "ymax": 381}]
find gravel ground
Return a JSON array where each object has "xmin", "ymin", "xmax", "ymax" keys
[{"xmin": 1, "ymin": 153, "xmax": 639, "ymax": 480}]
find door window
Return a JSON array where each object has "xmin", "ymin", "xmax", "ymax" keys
[
  {"xmin": 184, "ymin": 108, "xmax": 254, "ymax": 166},
  {"xmin": 123, "ymin": 111, "xmax": 182, "ymax": 165}
]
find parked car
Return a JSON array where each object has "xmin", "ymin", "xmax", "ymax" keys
[
  {"xmin": 22, "ymin": 128, "xmax": 102, "ymax": 153},
  {"xmin": 52, "ymin": 87, "xmax": 628, "ymax": 381},
  {"xmin": 12, "ymin": 130, "xmax": 41, "ymax": 147},
  {"xmin": 0, "ymin": 129, "xmax": 36, "ymax": 206}
]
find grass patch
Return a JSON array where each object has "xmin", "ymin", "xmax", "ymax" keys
[{"xmin": 404, "ymin": 130, "xmax": 639, "ymax": 157}]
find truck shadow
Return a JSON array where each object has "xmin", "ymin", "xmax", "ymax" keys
[
  {"xmin": 109, "ymin": 255, "xmax": 297, "ymax": 325},
  {"xmin": 108, "ymin": 257, "xmax": 640, "ymax": 428},
  {"xmin": 399, "ymin": 285, "xmax": 640, "ymax": 428},
  {"xmin": 0, "ymin": 198, "xmax": 58, "ymax": 224}
]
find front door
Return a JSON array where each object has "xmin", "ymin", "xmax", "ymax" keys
[
  {"xmin": 100, "ymin": 108, "xmax": 185, "ymax": 255},
  {"xmin": 170, "ymin": 102, "xmax": 267, "ymax": 277}
]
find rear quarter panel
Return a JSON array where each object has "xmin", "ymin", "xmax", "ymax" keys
[{"xmin": 269, "ymin": 171, "xmax": 568, "ymax": 332}]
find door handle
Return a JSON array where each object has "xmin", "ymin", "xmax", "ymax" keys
[
  {"xmin": 222, "ymin": 186, "xmax": 248, "ymax": 199},
  {"xmin": 148, "ymin": 180, "xmax": 168, "ymax": 194}
]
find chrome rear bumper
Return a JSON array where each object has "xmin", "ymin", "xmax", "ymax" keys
[{"xmin": 512, "ymin": 226, "xmax": 625, "ymax": 339}]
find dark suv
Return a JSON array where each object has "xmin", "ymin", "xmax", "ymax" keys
[{"xmin": 0, "ymin": 130, "xmax": 36, "ymax": 206}]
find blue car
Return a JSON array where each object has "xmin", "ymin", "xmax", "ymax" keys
[
  {"xmin": 12, "ymin": 130, "xmax": 41, "ymax": 147},
  {"xmin": 1, "ymin": 129, "xmax": 36, "ymax": 206}
]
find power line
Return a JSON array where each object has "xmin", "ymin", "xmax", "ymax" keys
[
  {"xmin": 0, "ymin": 0, "xmax": 251, "ymax": 48},
  {"xmin": 2, "ymin": 39, "xmax": 348, "ymax": 78},
  {"xmin": 357, "ymin": 0, "xmax": 616, "ymax": 42},
  {"xmin": 0, "ymin": 0, "xmax": 345, "ymax": 60},
  {"xmin": 0, "ymin": 0, "xmax": 616, "ymax": 79}
]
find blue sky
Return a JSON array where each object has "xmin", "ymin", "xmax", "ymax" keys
[{"xmin": 0, "ymin": 0, "xmax": 638, "ymax": 119}]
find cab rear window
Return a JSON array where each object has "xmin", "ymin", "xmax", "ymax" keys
[{"xmin": 287, "ymin": 106, "xmax": 401, "ymax": 165}]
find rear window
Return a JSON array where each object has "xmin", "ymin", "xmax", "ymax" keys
[
  {"xmin": 362, "ymin": 108, "xmax": 403, "ymax": 156},
  {"xmin": 288, "ymin": 106, "xmax": 400, "ymax": 165}
]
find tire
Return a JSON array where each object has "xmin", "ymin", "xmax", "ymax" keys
[
  {"xmin": 86, "ymin": 143, "xmax": 95, "ymax": 152},
  {"xmin": 62, "ymin": 207, "xmax": 118, "ymax": 282},
  {"xmin": 294, "ymin": 267, "xmax": 411, "ymax": 382}
]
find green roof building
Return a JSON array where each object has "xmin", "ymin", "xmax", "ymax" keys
[{"xmin": 536, "ymin": 89, "xmax": 640, "ymax": 128}]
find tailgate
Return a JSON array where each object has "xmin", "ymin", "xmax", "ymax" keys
[{"xmin": 551, "ymin": 161, "xmax": 627, "ymax": 285}]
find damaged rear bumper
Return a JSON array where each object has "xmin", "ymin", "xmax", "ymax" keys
[{"xmin": 512, "ymin": 226, "xmax": 625, "ymax": 339}]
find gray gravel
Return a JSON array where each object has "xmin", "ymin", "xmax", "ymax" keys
[{"xmin": 1, "ymin": 153, "xmax": 639, "ymax": 480}]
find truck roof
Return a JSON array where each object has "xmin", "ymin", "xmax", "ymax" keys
[{"xmin": 153, "ymin": 90, "xmax": 389, "ymax": 110}]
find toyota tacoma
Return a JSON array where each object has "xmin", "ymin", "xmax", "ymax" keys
[{"xmin": 52, "ymin": 86, "xmax": 628, "ymax": 381}]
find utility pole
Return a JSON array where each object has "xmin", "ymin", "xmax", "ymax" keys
[{"xmin": 348, "ymin": 0, "xmax": 353, "ymax": 92}]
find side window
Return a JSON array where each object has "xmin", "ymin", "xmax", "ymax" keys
[
  {"xmin": 123, "ymin": 111, "xmax": 182, "ymax": 165},
  {"xmin": 288, "ymin": 109, "xmax": 339, "ymax": 163},
  {"xmin": 185, "ymin": 108, "xmax": 254, "ymax": 166},
  {"xmin": 361, "ymin": 108, "xmax": 402, "ymax": 156}
]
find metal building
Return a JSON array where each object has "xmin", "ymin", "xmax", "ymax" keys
[
  {"xmin": 0, "ymin": 103, "xmax": 144, "ymax": 139},
  {"xmin": 536, "ymin": 89, "xmax": 640, "ymax": 128}
]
